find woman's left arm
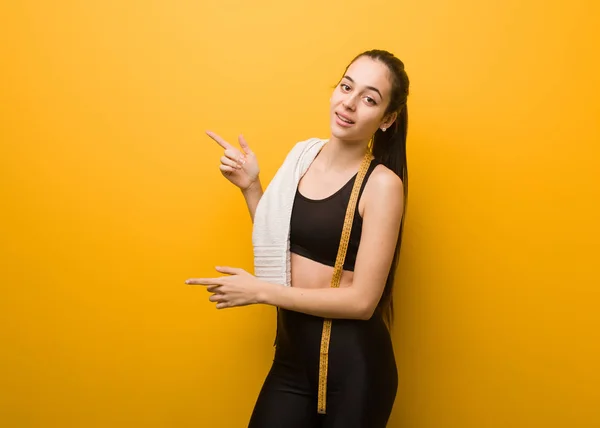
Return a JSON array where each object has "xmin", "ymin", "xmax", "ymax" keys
[{"xmin": 187, "ymin": 168, "xmax": 404, "ymax": 320}]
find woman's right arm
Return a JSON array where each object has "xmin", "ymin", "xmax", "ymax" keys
[
  {"xmin": 205, "ymin": 131, "xmax": 262, "ymax": 222},
  {"xmin": 241, "ymin": 177, "xmax": 263, "ymax": 222}
]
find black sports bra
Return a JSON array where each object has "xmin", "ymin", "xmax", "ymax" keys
[{"xmin": 289, "ymin": 159, "xmax": 380, "ymax": 271}]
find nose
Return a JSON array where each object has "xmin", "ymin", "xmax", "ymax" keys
[{"xmin": 342, "ymin": 94, "xmax": 357, "ymax": 111}]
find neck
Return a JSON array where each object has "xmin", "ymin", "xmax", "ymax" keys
[{"xmin": 319, "ymin": 135, "xmax": 370, "ymax": 172}]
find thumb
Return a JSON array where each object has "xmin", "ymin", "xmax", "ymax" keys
[{"xmin": 238, "ymin": 134, "xmax": 253, "ymax": 155}]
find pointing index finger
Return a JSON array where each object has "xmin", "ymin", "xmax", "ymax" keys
[
  {"xmin": 206, "ymin": 130, "xmax": 233, "ymax": 150},
  {"xmin": 185, "ymin": 278, "xmax": 221, "ymax": 286}
]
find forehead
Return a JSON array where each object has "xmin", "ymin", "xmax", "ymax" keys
[{"xmin": 345, "ymin": 56, "xmax": 392, "ymax": 96}]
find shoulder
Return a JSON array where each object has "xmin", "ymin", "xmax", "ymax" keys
[
  {"xmin": 280, "ymin": 137, "xmax": 327, "ymax": 166},
  {"xmin": 368, "ymin": 163, "xmax": 404, "ymax": 195},
  {"xmin": 363, "ymin": 164, "xmax": 404, "ymax": 212},
  {"xmin": 291, "ymin": 137, "xmax": 327, "ymax": 152}
]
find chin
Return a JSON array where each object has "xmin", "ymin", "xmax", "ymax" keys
[
  {"xmin": 330, "ymin": 128, "xmax": 350, "ymax": 141},
  {"xmin": 330, "ymin": 124, "xmax": 364, "ymax": 142}
]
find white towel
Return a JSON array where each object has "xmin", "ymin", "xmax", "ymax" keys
[{"xmin": 252, "ymin": 137, "xmax": 328, "ymax": 286}]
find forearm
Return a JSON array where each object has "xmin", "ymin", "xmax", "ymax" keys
[
  {"xmin": 241, "ymin": 178, "xmax": 263, "ymax": 222},
  {"xmin": 259, "ymin": 281, "xmax": 371, "ymax": 320}
]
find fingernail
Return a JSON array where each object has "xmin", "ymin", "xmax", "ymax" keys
[{"xmin": 185, "ymin": 280, "xmax": 189, "ymax": 284}]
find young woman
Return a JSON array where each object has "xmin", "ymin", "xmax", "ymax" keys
[{"xmin": 186, "ymin": 49, "xmax": 410, "ymax": 427}]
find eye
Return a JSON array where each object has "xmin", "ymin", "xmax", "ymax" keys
[
  {"xmin": 340, "ymin": 83, "xmax": 351, "ymax": 92},
  {"xmin": 365, "ymin": 96, "xmax": 377, "ymax": 105}
]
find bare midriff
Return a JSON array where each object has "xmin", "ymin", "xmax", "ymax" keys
[{"xmin": 290, "ymin": 252, "xmax": 354, "ymax": 289}]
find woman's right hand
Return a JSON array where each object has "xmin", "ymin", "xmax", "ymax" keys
[{"xmin": 206, "ymin": 131, "xmax": 260, "ymax": 191}]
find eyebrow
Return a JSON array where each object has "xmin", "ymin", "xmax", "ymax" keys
[{"xmin": 342, "ymin": 75, "xmax": 383, "ymax": 100}]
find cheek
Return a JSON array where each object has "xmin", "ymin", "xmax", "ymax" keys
[
  {"xmin": 359, "ymin": 107, "xmax": 385, "ymax": 127},
  {"xmin": 330, "ymin": 93, "xmax": 343, "ymax": 107}
]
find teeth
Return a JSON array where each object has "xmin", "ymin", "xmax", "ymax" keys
[{"xmin": 337, "ymin": 113, "xmax": 353, "ymax": 124}]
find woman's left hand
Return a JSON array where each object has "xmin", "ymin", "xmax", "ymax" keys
[{"xmin": 185, "ymin": 266, "xmax": 265, "ymax": 309}]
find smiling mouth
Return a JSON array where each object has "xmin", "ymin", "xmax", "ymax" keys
[{"xmin": 336, "ymin": 113, "xmax": 355, "ymax": 124}]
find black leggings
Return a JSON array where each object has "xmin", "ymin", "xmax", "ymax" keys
[{"xmin": 248, "ymin": 308, "xmax": 398, "ymax": 428}]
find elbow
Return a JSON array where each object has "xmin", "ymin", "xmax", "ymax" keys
[
  {"xmin": 357, "ymin": 309, "xmax": 375, "ymax": 321},
  {"xmin": 347, "ymin": 288, "xmax": 378, "ymax": 320},
  {"xmin": 355, "ymin": 302, "xmax": 377, "ymax": 321}
]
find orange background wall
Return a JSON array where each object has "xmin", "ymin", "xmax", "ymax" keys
[{"xmin": 1, "ymin": 1, "xmax": 599, "ymax": 427}]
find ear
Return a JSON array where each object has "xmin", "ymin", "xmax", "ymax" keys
[{"xmin": 380, "ymin": 111, "xmax": 397, "ymax": 132}]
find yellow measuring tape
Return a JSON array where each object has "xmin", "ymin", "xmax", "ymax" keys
[{"xmin": 317, "ymin": 150, "xmax": 374, "ymax": 414}]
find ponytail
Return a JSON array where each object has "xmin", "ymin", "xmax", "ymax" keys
[
  {"xmin": 372, "ymin": 103, "xmax": 408, "ymax": 328},
  {"xmin": 354, "ymin": 50, "xmax": 410, "ymax": 327}
]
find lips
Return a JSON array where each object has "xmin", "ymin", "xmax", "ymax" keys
[{"xmin": 335, "ymin": 112, "xmax": 355, "ymax": 124}]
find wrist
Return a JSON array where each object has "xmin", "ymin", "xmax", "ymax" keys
[
  {"xmin": 241, "ymin": 176, "xmax": 261, "ymax": 194},
  {"xmin": 256, "ymin": 279, "xmax": 275, "ymax": 306}
]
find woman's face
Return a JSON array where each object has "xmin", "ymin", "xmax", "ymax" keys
[{"xmin": 329, "ymin": 56, "xmax": 395, "ymax": 142}]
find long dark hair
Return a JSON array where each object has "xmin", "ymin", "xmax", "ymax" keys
[{"xmin": 343, "ymin": 49, "xmax": 410, "ymax": 327}]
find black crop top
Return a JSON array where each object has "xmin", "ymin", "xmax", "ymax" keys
[{"xmin": 289, "ymin": 159, "xmax": 380, "ymax": 271}]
